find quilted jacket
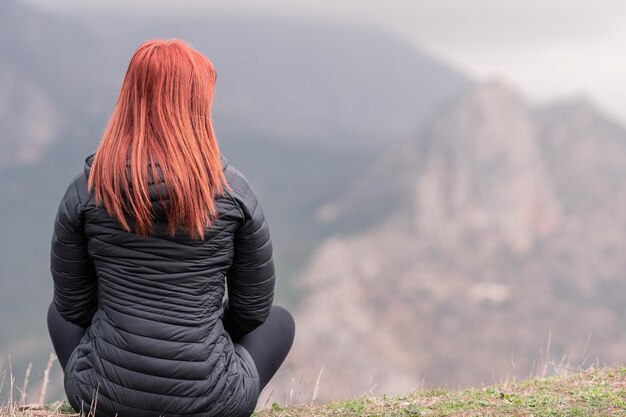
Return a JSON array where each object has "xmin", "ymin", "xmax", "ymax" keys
[{"xmin": 50, "ymin": 154, "xmax": 275, "ymax": 417}]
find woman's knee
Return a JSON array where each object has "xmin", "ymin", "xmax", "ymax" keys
[
  {"xmin": 47, "ymin": 301, "xmax": 59, "ymax": 330},
  {"xmin": 47, "ymin": 301, "xmax": 87, "ymax": 372},
  {"xmin": 269, "ymin": 305, "xmax": 295, "ymax": 344}
]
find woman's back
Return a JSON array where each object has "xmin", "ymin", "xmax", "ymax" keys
[
  {"xmin": 52, "ymin": 155, "xmax": 274, "ymax": 417},
  {"xmin": 48, "ymin": 39, "xmax": 293, "ymax": 417}
]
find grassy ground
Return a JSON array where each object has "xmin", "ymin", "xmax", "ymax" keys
[
  {"xmin": 255, "ymin": 367, "xmax": 626, "ymax": 417},
  {"xmin": 1, "ymin": 367, "xmax": 624, "ymax": 417}
]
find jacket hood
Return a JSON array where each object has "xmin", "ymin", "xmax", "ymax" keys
[
  {"xmin": 83, "ymin": 153, "xmax": 229, "ymax": 177},
  {"xmin": 83, "ymin": 153, "xmax": 230, "ymax": 219}
]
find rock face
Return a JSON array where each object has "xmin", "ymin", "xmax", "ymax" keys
[
  {"xmin": 270, "ymin": 81, "xmax": 626, "ymax": 402},
  {"xmin": 410, "ymin": 82, "xmax": 561, "ymax": 255}
]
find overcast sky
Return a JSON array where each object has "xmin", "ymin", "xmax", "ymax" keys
[{"xmin": 24, "ymin": 0, "xmax": 626, "ymax": 125}]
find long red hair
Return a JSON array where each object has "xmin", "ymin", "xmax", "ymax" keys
[{"xmin": 88, "ymin": 39, "xmax": 226, "ymax": 239}]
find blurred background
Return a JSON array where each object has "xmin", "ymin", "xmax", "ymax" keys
[{"xmin": 1, "ymin": 0, "xmax": 625, "ymax": 406}]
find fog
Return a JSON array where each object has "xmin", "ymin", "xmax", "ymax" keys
[{"xmin": 22, "ymin": 0, "xmax": 626, "ymax": 123}]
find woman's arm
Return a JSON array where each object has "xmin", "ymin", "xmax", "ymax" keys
[
  {"xmin": 224, "ymin": 185, "xmax": 275, "ymax": 341},
  {"xmin": 50, "ymin": 175, "xmax": 97, "ymax": 329}
]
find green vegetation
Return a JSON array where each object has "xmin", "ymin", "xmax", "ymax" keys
[
  {"xmin": 256, "ymin": 367, "xmax": 626, "ymax": 417},
  {"xmin": 1, "ymin": 367, "xmax": 624, "ymax": 417}
]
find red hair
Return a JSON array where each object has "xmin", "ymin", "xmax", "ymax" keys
[{"xmin": 88, "ymin": 39, "xmax": 226, "ymax": 239}]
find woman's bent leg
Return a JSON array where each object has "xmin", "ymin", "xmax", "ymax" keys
[
  {"xmin": 47, "ymin": 302, "xmax": 86, "ymax": 372},
  {"xmin": 235, "ymin": 305, "xmax": 295, "ymax": 391}
]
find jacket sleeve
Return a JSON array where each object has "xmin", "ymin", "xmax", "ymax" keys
[
  {"xmin": 50, "ymin": 176, "xmax": 98, "ymax": 329},
  {"xmin": 223, "ymin": 185, "xmax": 275, "ymax": 340}
]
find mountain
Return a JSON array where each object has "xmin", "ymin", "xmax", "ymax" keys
[
  {"xmin": 270, "ymin": 81, "xmax": 626, "ymax": 401},
  {"xmin": 75, "ymin": 13, "xmax": 469, "ymax": 150},
  {"xmin": 0, "ymin": 0, "xmax": 469, "ymax": 382}
]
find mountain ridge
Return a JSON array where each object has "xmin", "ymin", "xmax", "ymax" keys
[
  {"xmin": 271, "ymin": 80, "xmax": 626, "ymax": 400},
  {"xmin": 75, "ymin": 12, "xmax": 469, "ymax": 150}
]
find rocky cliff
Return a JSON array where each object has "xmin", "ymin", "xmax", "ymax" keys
[{"xmin": 272, "ymin": 81, "xmax": 626, "ymax": 402}]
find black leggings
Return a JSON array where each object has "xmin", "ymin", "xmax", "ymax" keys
[{"xmin": 47, "ymin": 303, "xmax": 295, "ymax": 392}]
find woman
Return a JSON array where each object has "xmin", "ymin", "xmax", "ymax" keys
[{"xmin": 47, "ymin": 39, "xmax": 295, "ymax": 417}]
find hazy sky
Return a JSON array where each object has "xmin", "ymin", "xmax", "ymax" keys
[{"xmin": 24, "ymin": 0, "xmax": 626, "ymax": 124}]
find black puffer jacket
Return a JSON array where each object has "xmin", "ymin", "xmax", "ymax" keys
[{"xmin": 50, "ymin": 154, "xmax": 275, "ymax": 417}]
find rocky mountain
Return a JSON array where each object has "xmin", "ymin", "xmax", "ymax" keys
[{"xmin": 270, "ymin": 81, "xmax": 626, "ymax": 402}]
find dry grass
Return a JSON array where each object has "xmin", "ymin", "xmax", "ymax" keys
[
  {"xmin": 0, "ymin": 354, "xmax": 77, "ymax": 417},
  {"xmin": 4, "ymin": 403, "xmax": 78, "ymax": 417},
  {"xmin": 1, "ymin": 361, "xmax": 624, "ymax": 417}
]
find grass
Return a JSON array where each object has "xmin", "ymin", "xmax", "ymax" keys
[
  {"xmin": 255, "ymin": 367, "xmax": 626, "ymax": 417},
  {"xmin": 1, "ymin": 367, "xmax": 624, "ymax": 417}
]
